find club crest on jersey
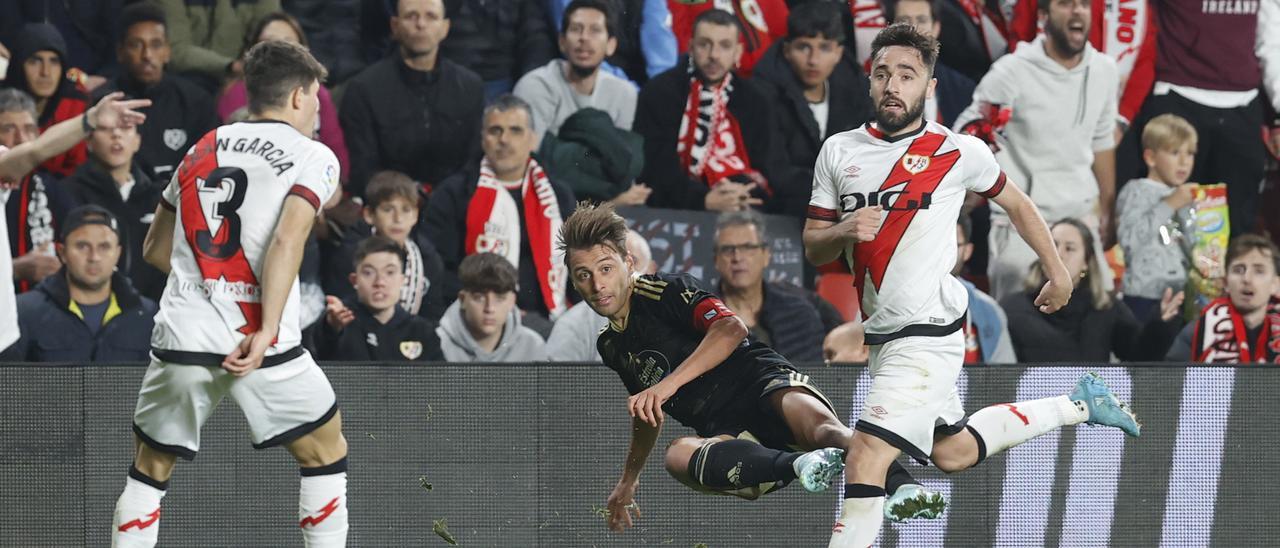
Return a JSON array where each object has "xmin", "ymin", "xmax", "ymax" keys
[
  {"xmin": 901, "ymin": 154, "xmax": 930, "ymax": 174},
  {"xmin": 400, "ymin": 341, "xmax": 423, "ymax": 360},
  {"xmin": 164, "ymin": 128, "xmax": 188, "ymax": 151}
]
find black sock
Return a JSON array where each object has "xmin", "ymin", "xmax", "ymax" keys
[
  {"xmin": 884, "ymin": 460, "xmax": 919, "ymax": 495},
  {"xmin": 686, "ymin": 439, "xmax": 801, "ymax": 489},
  {"xmin": 843, "ymin": 482, "xmax": 886, "ymax": 499},
  {"xmin": 966, "ymin": 425, "xmax": 988, "ymax": 466}
]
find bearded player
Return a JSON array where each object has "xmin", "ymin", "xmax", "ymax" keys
[
  {"xmin": 804, "ymin": 24, "xmax": 1142, "ymax": 547},
  {"xmin": 112, "ymin": 41, "xmax": 348, "ymax": 547},
  {"xmin": 560, "ymin": 202, "xmax": 946, "ymax": 533}
]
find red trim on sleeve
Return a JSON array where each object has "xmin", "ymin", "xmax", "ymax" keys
[
  {"xmin": 159, "ymin": 197, "xmax": 176, "ymax": 211},
  {"xmin": 288, "ymin": 184, "xmax": 321, "ymax": 211},
  {"xmin": 691, "ymin": 297, "xmax": 736, "ymax": 331},
  {"xmin": 807, "ymin": 205, "xmax": 840, "ymax": 222},
  {"xmin": 979, "ymin": 172, "xmax": 1007, "ymax": 199}
]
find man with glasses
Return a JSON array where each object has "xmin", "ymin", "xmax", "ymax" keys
[{"xmin": 713, "ymin": 210, "xmax": 827, "ymax": 362}]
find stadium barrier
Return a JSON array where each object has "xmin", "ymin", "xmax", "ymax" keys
[{"xmin": 0, "ymin": 363, "xmax": 1273, "ymax": 547}]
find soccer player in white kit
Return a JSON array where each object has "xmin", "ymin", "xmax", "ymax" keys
[
  {"xmin": 111, "ymin": 41, "xmax": 349, "ymax": 548},
  {"xmin": 804, "ymin": 24, "xmax": 1142, "ymax": 547}
]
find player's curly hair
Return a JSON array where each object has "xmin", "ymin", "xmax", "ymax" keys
[
  {"xmin": 558, "ymin": 201, "xmax": 629, "ymax": 267},
  {"xmin": 870, "ymin": 22, "xmax": 939, "ymax": 75}
]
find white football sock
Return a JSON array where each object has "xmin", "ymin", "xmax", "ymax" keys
[
  {"xmin": 967, "ymin": 396, "xmax": 1088, "ymax": 459},
  {"xmin": 830, "ymin": 484, "xmax": 885, "ymax": 548},
  {"xmin": 112, "ymin": 469, "xmax": 166, "ymax": 548},
  {"xmin": 299, "ymin": 459, "xmax": 349, "ymax": 548}
]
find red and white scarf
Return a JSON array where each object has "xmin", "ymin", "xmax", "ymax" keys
[
  {"xmin": 676, "ymin": 73, "xmax": 752, "ymax": 186},
  {"xmin": 464, "ymin": 157, "xmax": 567, "ymax": 317},
  {"xmin": 1191, "ymin": 296, "xmax": 1280, "ymax": 364}
]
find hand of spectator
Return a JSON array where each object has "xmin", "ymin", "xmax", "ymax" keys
[
  {"xmin": 836, "ymin": 206, "xmax": 883, "ymax": 243},
  {"xmin": 325, "ymin": 296, "xmax": 355, "ymax": 331},
  {"xmin": 704, "ymin": 181, "xmax": 760, "ymax": 212},
  {"xmin": 88, "ymin": 92, "xmax": 152, "ymax": 131},
  {"xmin": 1164, "ymin": 183, "xmax": 1196, "ymax": 210},
  {"xmin": 1159, "ymin": 287, "xmax": 1186, "ymax": 322},
  {"xmin": 1034, "ymin": 274, "xmax": 1073, "ymax": 314},
  {"xmin": 222, "ymin": 325, "xmax": 279, "ymax": 376},
  {"xmin": 12, "ymin": 249, "xmax": 61, "ymax": 282},
  {"xmin": 610, "ymin": 183, "xmax": 653, "ymax": 207}
]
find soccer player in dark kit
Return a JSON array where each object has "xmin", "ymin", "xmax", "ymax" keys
[{"xmin": 559, "ymin": 202, "xmax": 944, "ymax": 532}]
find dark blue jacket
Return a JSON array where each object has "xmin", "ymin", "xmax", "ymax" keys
[
  {"xmin": 3, "ymin": 270, "xmax": 156, "ymax": 362},
  {"xmin": 934, "ymin": 62, "xmax": 976, "ymax": 128}
]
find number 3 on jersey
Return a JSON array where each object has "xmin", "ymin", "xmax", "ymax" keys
[{"xmin": 178, "ymin": 159, "xmax": 263, "ymax": 335}]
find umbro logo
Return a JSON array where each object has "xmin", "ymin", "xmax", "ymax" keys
[{"xmin": 843, "ymin": 165, "xmax": 861, "ymax": 179}]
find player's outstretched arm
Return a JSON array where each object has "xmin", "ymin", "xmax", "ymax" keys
[
  {"xmin": 223, "ymin": 195, "xmax": 317, "ymax": 375},
  {"xmin": 142, "ymin": 204, "xmax": 176, "ymax": 273},
  {"xmin": 606, "ymin": 417, "xmax": 661, "ymax": 532},
  {"xmin": 628, "ymin": 315, "xmax": 749, "ymax": 427},
  {"xmin": 802, "ymin": 207, "xmax": 883, "ymax": 266},
  {"xmin": 991, "ymin": 181, "xmax": 1073, "ymax": 313},
  {"xmin": 0, "ymin": 92, "xmax": 150, "ymax": 185}
]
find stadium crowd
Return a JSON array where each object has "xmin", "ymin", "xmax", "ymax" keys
[{"xmin": 0, "ymin": 0, "xmax": 1277, "ymax": 365}]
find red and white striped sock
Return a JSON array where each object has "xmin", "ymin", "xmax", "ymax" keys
[
  {"xmin": 299, "ymin": 458, "xmax": 348, "ymax": 548},
  {"xmin": 112, "ymin": 467, "xmax": 166, "ymax": 548},
  {"xmin": 967, "ymin": 396, "xmax": 1088, "ymax": 460}
]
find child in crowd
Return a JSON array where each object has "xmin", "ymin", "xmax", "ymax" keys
[
  {"xmin": 322, "ymin": 235, "xmax": 443, "ymax": 361},
  {"xmin": 437, "ymin": 253, "xmax": 547, "ymax": 362},
  {"xmin": 1117, "ymin": 114, "xmax": 1197, "ymax": 322}
]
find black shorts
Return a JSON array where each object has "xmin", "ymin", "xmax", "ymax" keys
[{"xmin": 699, "ymin": 366, "xmax": 837, "ymax": 451}]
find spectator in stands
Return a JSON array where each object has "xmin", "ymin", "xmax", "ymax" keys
[
  {"xmin": 340, "ymin": 0, "xmax": 484, "ymax": 198},
  {"xmin": 668, "ymin": 0, "xmax": 788, "ymax": 78},
  {"xmin": 955, "ymin": 0, "xmax": 1118, "ymax": 300},
  {"xmin": 324, "ymin": 171, "xmax": 447, "ymax": 322},
  {"xmin": 955, "ymin": 215, "xmax": 1016, "ymax": 364},
  {"xmin": 153, "ymin": 0, "xmax": 280, "ymax": 93},
  {"xmin": 515, "ymin": 0, "xmax": 637, "ymax": 138},
  {"xmin": 0, "ymin": 1, "xmax": 123, "ymax": 90},
  {"xmin": 280, "ymin": 0, "xmax": 388, "ymax": 86},
  {"xmin": 3, "ymin": 23, "xmax": 89, "ymax": 177},
  {"xmin": 1117, "ymin": 114, "xmax": 1196, "ymax": 323},
  {"xmin": 437, "ymin": 252, "xmax": 548, "ymax": 362},
  {"xmin": 61, "ymin": 122, "xmax": 165, "ymax": 301},
  {"xmin": 887, "ymin": 0, "xmax": 975, "ymax": 127},
  {"xmin": 713, "ymin": 209, "xmax": 826, "ymax": 362},
  {"xmin": 1118, "ymin": 0, "xmax": 1266, "ymax": 237},
  {"xmin": 0, "ymin": 89, "xmax": 74, "ymax": 294},
  {"xmin": 546, "ymin": 228, "xmax": 655, "ymax": 361},
  {"xmin": 1166, "ymin": 234, "xmax": 1280, "ymax": 363},
  {"xmin": 635, "ymin": 9, "xmax": 780, "ymax": 213},
  {"xmin": 96, "ymin": 4, "xmax": 218, "ymax": 184},
  {"xmin": 752, "ymin": 1, "xmax": 873, "ymax": 218},
  {"xmin": 1001, "ymin": 218, "xmax": 1182, "ymax": 362},
  {"xmin": 217, "ymin": 12, "xmax": 348, "ymax": 185},
  {"xmin": 822, "ymin": 319, "xmax": 869, "ymax": 364},
  {"xmin": 1, "ymin": 206, "xmax": 156, "ymax": 362},
  {"xmin": 321, "ymin": 235, "xmax": 444, "ymax": 361},
  {"xmin": 545, "ymin": 0, "xmax": 677, "ymax": 85},
  {"xmin": 426, "ymin": 95, "xmax": 576, "ymax": 327},
  {"xmin": 440, "ymin": 0, "xmax": 556, "ymax": 100}
]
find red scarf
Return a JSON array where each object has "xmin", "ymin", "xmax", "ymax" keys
[
  {"xmin": 1191, "ymin": 296, "xmax": 1280, "ymax": 364},
  {"xmin": 464, "ymin": 157, "xmax": 567, "ymax": 317},
  {"xmin": 676, "ymin": 73, "xmax": 752, "ymax": 186}
]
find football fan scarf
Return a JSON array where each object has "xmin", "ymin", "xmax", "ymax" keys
[
  {"xmin": 1191, "ymin": 296, "xmax": 1280, "ymax": 363},
  {"xmin": 676, "ymin": 67, "xmax": 752, "ymax": 185},
  {"xmin": 7, "ymin": 174, "xmax": 57, "ymax": 293},
  {"xmin": 464, "ymin": 157, "xmax": 566, "ymax": 317}
]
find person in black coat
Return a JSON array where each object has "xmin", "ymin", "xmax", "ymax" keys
[
  {"xmin": 886, "ymin": 0, "xmax": 975, "ymax": 127},
  {"xmin": 1000, "ymin": 218, "xmax": 1182, "ymax": 362},
  {"xmin": 751, "ymin": 1, "xmax": 874, "ymax": 219},
  {"xmin": 340, "ymin": 0, "xmax": 485, "ymax": 198},
  {"xmin": 1, "ymin": 205, "xmax": 157, "ymax": 362},
  {"xmin": 61, "ymin": 122, "xmax": 166, "ymax": 300},
  {"xmin": 92, "ymin": 4, "xmax": 218, "ymax": 184},
  {"xmin": 634, "ymin": 10, "xmax": 782, "ymax": 213},
  {"xmin": 321, "ymin": 235, "xmax": 444, "ymax": 362}
]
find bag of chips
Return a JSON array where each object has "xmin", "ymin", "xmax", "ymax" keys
[{"xmin": 1183, "ymin": 183, "xmax": 1230, "ymax": 318}]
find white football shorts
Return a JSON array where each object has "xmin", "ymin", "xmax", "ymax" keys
[{"xmin": 855, "ymin": 329, "xmax": 966, "ymax": 464}]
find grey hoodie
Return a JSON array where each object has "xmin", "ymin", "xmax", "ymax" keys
[
  {"xmin": 436, "ymin": 300, "xmax": 548, "ymax": 362},
  {"xmin": 954, "ymin": 35, "xmax": 1118, "ymax": 222}
]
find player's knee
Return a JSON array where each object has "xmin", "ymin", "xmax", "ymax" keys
[
  {"xmin": 930, "ymin": 445, "xmax": 976, "ymax": 474},
  {"xmin": 663, "ymin": 437, "xmax": 702, "ymax": 478},
  {"xmin": 134, "ymin": 443, "xmax": 178, "ymax": 481}
]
